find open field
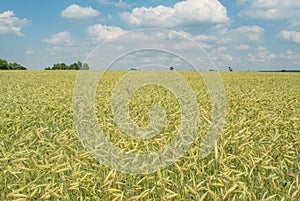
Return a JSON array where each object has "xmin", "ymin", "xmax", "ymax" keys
[{"xmin": 0, "ymin": 71, "xmax": 299, "ymax": 200}]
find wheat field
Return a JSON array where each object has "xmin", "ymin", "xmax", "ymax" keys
[{"xmin": 0, "ymin": 71, "xmax": 299, "ymax": 200}]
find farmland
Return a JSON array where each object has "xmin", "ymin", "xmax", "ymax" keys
[{"xmin": 0, "ymin": 71, "xmax": 299, "ymax": 200}]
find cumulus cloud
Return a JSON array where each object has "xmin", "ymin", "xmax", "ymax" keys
[
  {"xmin": 279, "ymin": 30, "xmax": 300, "ymax": 44},
  {"xmin": 210, "ymin": 46, "xmax": 234, "ymax": 63},
  {"xmin": 0, "ymin": 10, "xmax": 31, "ymax": 36},
  {"xmin": 290, "ymin": 20, "xmax": 300, "ymax": 30},
  {"xmin": 141, "ymin": 30, "xmax": 215, "ymax": 49},
  {"xmin": 237, "ymin": 0, "xmax": 251, "ymax": 5},
  {"xmin": 25, "ymin": 50, "xmax": 35, "ymax": 55},
  {"xmin": 286, "ymin": 49, "xmax": 293, "ymax": 55},
  {"xmin": 99, "ymin": 0, "xmax": 130, "ymax": 8},
  {"xmin": 279, "ymin": 49, "xmax": 300, "ymax": 62},
  {"xmin": 120, "ymin": 0, "xmax": 229, "ymax": 28},
  {"xmin": 42, "ymin": 32, "xmax": 74, "ymax": 45},
  {"xmin": 61, "ymin": 4, "xmax": 100, "ymax": 19},
  {"xmin": 215, "ymin": 25, "xmax": 264, "ymax": 47},
  {"xmin": 239, "ymin": 0, "xmax": 300, "ymax": 20},
  {"xmin": 87, "ymin": 24, "xmax": 127, "ymax": 42},
  {"xmin": 248, "ymin": 46, "xmax": 276, "ymax": 62},
  {"xmin": 194, "ymin": 34, "xmax": 217, "ymax": 42},
  {"xmin": 217, "ymin": 25, "xmax": 264, "ymax": 45},
  {"xmin": 235, "ymin": 45, "xmax": 249, "ymax": 50},
  {"xmin": 233, "ymin": 26, "xmax": 265, "ymax": 41}
]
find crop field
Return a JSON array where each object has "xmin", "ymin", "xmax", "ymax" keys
[{"xmin": 0, "ymin": 71, "xmax": 299, "ymax": 200}]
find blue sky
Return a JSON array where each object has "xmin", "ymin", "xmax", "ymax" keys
[{"xmin": 0, "ymin": 0, "xmax": 299, "ymax": 71}]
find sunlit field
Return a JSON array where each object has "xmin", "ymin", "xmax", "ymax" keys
[{"xmin": 0, "ymin": 71, "xmax": 299, "ymax": 200}]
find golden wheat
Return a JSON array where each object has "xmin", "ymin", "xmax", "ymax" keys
[{"xmin": 0, "ymin": 71, "xmax": 299, "ymax": 200}]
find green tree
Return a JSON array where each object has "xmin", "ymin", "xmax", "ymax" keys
[
  {"xmin": 52, "ymin": 63, "xmax": 59, "ymax": 70},
  {"xmin": 0, "ymin": 59, "xmax": 9, "ymax": 70},
  {"xmin": 60, "ymin": 63, "xmax": 69, "ymax": 70},
  {"xmin": 9, "ymin": 62, "xmax": 27, "ymax": 70},
  {"xmin": 44, "ymin": 61, "xmax": 89, "ymax": 70},
  {"xmin": 77, "ymin": 61, "xmax": 82, "ymax": 69},
  {"xmin": 82, "ymin": 63, "xmax": 89, "ymax": 70},
  {"xmin": 51, "ymin": 63, "xmax": 69, "ymax": 70},
  {"xmin": 70, "ymin": 63, "xmax": 79, "ymax": 70},
  {"xmin": 76, "ymin": 61, "xmax": 89, "ymax": 70},
  {"xmin": 0, "ymin": 58, "xmax": 27, "ymax": 70}
]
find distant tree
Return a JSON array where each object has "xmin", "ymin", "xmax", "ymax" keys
[
  {"xmin": 76, "ymin": 61, "xmax": 89, "ymax": 70},
  {"xmin": 0, "ymin": 58, "xmax": 27, "ymax": 70},
  {"xmin": 82, "ymin": 63, "xmax": 89, "ymax": 70},
  {"xmin": 9, "ymin": 62, "xmax": 27, "ymax": 70},
  {"xmin": 60, "ymin": 63, "xmax": 69, "ymax": 70},
  {"xmin": 74, "ymin": 63, "xmax": 80, "ymax": 70},
  {"xmin": 45, "ymin": 61, "xmax": 89, "ymax": 70},
  {"xmin": 228, "ymin": 66, "xmax": 233, "ymax": 72},
  {"xmin": 69, "ymin": 63, "xmax": 77, "ymax": 70},
  {"xmin": 170, "ymin": 66, "xmax": 174, "ymax": 71},
  {"xmin": 52, "ymin": 63, "xmax": 59, "ymax": 70},
  {"xmin": 77, "ymin": 61, "xmax": 82, "ymax": 69},
  {"xmin": 0, "ymin": 59, "xmax": 9, "ymax": 70},
  {"xmin": 51, "ymin": 63, "xmax": 69, "ymax": 70},
  {"xmin": 9, "ymin": 63, "xmax": 18, "ymax": 70}
]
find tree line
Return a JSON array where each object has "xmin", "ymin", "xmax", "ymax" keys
[
  {"xmin": 45, "ymin": 61, "xmax": 89, "ymax": 70},
  {"xmin": 0, "ymin": 58, "xmax": 27, "ymax": 70}
]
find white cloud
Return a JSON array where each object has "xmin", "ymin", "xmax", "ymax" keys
[
  {"xmin": 99, "ymin": 0, "xmax": 130, "ymax": 8},
  {"xmin": 290, "ymin": 20, "xmax": 300, "ymax": 30},
  {"xmin": 279, "ymin": 30, "xmax": 300, "ymax": 44},
  {"xmin": 25, "ymin": 50, "xmax": 34, "ymax": 55},
  {"xmin": 286, "ymin": 49, "xmax": 293, "ymax": 55},
  {"xmin": 46, "ymin": 46, "xmax": 74, "ymax": 56},
  {"xmin": 237, "ymin": 0, "xmax": 251, "ymax": 5},
  {"xmin": 0, "ymin": 10, "xmax": 31, "ymax": 36},
  {"xmin": 42, "ymin": 32, "xmax": 74, "ymax": 45},
  {"xmin": 199, "ymin": 43, "xmax": 213, "ymax": 49},
  {"xmin": 194, "ymin": 34, "xmax": 217, "ymax": 42},
  {"xmin": 120, "ymin": 0, "xmax": 229, "ymax": 28},
  {"xmin": 235, "ymin": 45, "xmax": 249, "ymax": 50},
  {"xmin": 150, "ymin": 30, "xmax": 214, "ymax": 49},
  {"xmin": 114, "ymin": 0, "xmax": 130, "ymax": 8},
  {"xmin": 210, "ymin": 46, "xmax": 234, "ymax": 64},
  {"xmin": 239, "ymin": 0, "xmax": 300, "ymax": 20},
  {"xmin": 87, "ymin": 24, "xmax": 127, "ymax": 42},
  {"xmin": 248, "ymin": 46, "xmax": 276, "ymax": 62},
  {"xmin": 217, "ymin": 46, "xmax": 227, "ymax": 52},
  {"xmin": 217, "ymin": 37, "xmax": 231, "ymax": 45},
  {"xmin": 217, "ymin": 25, "xmax": 264, "ymax": 44},
  {"xmin": 279, "ymin": 49, "xmax": 300, "ymax": 62},
  {"xmin": 233, "ymin": 26, "xmax": 265, "ymax": 41},
  {"xmin": 61, "ymin": 4, "xmax": 100, "ymax": 19}
]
